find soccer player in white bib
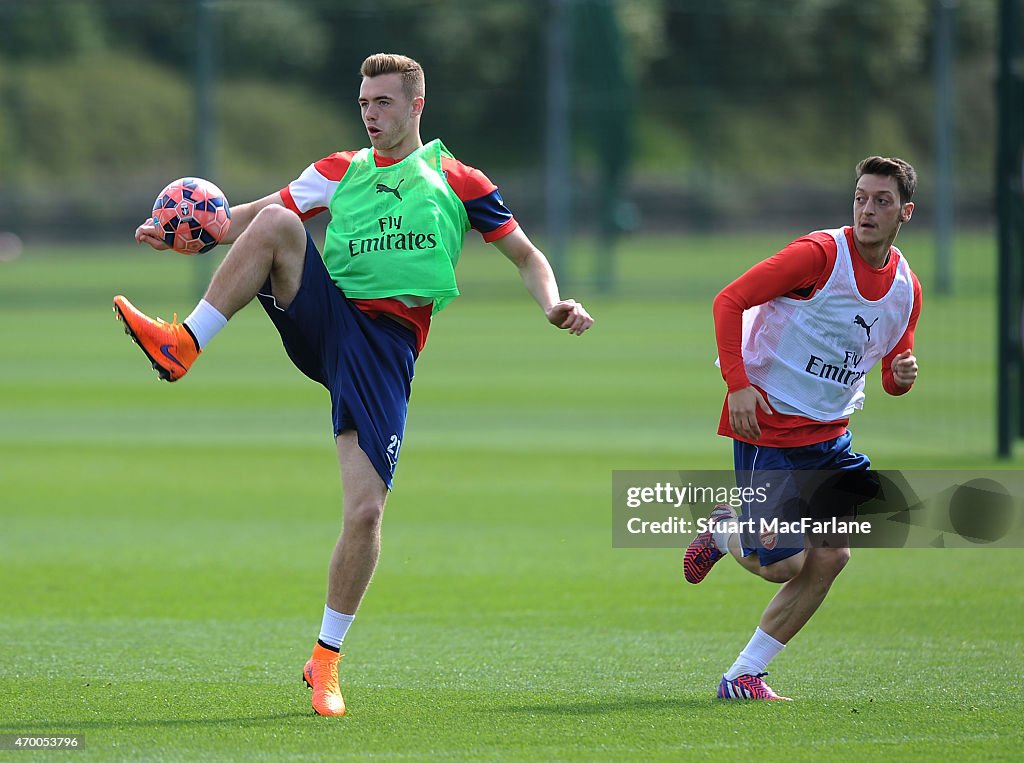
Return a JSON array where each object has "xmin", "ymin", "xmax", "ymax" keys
[{"xmin": 683, "ymin": 156, "xmax": 923, "ymax": 700}]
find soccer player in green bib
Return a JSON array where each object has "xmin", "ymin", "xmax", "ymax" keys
[{"xmin": 113, "ymin": 53, "xmax": 593, "ymax": 717}]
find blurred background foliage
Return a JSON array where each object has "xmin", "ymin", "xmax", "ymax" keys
[{"xmin": 0, "ymin": 0, "xmax": 999, "ymax": 237}]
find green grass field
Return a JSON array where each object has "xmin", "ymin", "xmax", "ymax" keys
[{"xmin": 1, "ymin": 232, "xmax": 1022, "ymax": 761}]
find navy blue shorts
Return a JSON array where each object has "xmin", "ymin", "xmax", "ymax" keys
[
  {"xmin": 733, "ymin": 432, "xmax": 876, "ymax": 566},
  {"xmin": 257, "ymin": 233, "xmax": 417, "ymax": 489}
]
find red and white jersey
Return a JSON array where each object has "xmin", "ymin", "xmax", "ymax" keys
[
  {"xmin": 713, "ymin": 226, "xmax": 924, "ymax": 447},
  {"xmin": 740, "ymin": 227, "xmax": 915, "ymax": 421}
]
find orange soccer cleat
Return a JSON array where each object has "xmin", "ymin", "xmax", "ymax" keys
[
  {"xmin": 303, "ymin": 644, "xmax": 346, "ymax": 717},
  {"xmin": 112, "ymin": 295, "xmax": 199, "ymax": 382}
]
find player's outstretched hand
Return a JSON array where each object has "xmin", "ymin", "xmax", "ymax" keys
[
  {"xmin": 546, "ymin": 299, "xmax": 593, "ymax": 336},
  {"xmin": 891, "ymin": 349, "xmax": 918, "ymax": 388},
  {"xmin": 135, "ymin": 219, "xmax": 170, "ymax": 251}
]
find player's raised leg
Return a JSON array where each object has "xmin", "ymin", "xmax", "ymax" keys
[
  {"xmin": 114, "ymin": 203, "xmax": 306, "ymax": 381},
  {"xmin": 683, "ymin": 504, "xmax": 737, "ymax": 583},
  {"xmin": 202, "ymin": 204, "xmax": 307, "ymax": 319}
]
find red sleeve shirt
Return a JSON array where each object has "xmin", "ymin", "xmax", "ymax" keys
[
  {"xmin": 713, "ymin": 227, "xmax": 923, "ymax": 447},
  {"xmin": 277, "ymin": 148, "xmax": 519, "ymax": 353}
]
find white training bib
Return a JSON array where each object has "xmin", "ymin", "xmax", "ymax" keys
[{"xmin": 740, "ymin": 227, "xmax": 914, "ymax": 421}]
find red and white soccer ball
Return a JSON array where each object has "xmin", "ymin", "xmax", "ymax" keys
[{"xmin": 151, "ymin": 177, "xmax": 231, "ymax": 254}]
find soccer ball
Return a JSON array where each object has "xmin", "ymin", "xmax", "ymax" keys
[{"xmin": 151, "ymin": 177, "xmax": 231, "ymax": 254}]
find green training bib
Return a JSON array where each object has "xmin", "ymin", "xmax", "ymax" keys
[{"xmin": 323, "ymin": 139, "xmax": 470, "ymax": 313}]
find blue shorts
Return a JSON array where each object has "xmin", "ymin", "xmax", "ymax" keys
[
  {"xmin": 733, "ymin": 432, "xmax": 876, "ymax": 566},
  {"xmin": 257, "ymin": 233, "xmax": 417, "ymax": 489}
]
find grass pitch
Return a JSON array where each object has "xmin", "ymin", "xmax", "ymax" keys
[{"xmin": 0, "ymin": 232, "xmax": 1021, "ymax": 761}]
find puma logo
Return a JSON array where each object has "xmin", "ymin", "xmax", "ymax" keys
[
  {"xmin": 375, "ymin": 179, "xmax": 405, "ymax": 201},
  {"xmin": 854, "ymin": 314, "xmax": 878, "ymax": 341}
]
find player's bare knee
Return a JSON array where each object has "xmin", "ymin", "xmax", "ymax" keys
[
  {"xmin": 251, "ymin": 204, "xmax": 305, "ymax": 247},
  {"xmin": 831, "ymin": 547, "xmax": 851, "ymax": 575},
  {"xmin": 809, "ymin": 546, "xmax": 850, "ymax": 580},
  {"xmin": 343, "ymin": 500, "xmax": 385, "ymax": 534}
]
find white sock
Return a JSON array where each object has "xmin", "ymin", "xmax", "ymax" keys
[
  {"xmin": 724, "ymin": 627, "xmax": 785, "ymax": 680},
  {"xmin": 712, "ymin": 529, "xmax": 733, "ymax": 555},
  {"xmin": 318, "ymin": 606, "xmax": 355, "ymax": 650},
  {"xmin": 183, "ymin": 299, "xmax": 227, "ymax": 350}
]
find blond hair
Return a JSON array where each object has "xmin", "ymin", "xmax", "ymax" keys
[{"xmin": 360, "ymin": 53, "xmax": 425, "ymax": 100}]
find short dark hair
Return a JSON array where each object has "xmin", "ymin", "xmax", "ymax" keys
[
  {"xmin": 856, "ymin": 156, "xmax": 917, "ymax": 204},
  {"xmin": 360, "ymin": 53, "xmax": 425, "ymax": 100}
]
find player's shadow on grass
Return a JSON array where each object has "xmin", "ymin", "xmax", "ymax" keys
[{"xmin": 495, "ymin": 697, "xmax": 708, "ymax": 715}]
